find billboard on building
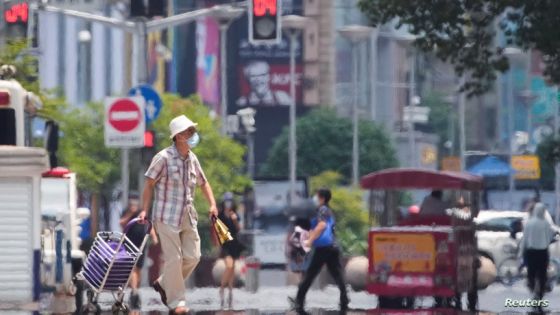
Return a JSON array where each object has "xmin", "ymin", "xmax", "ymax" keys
[
  {"xmin": 527, "ymin": 50, "xmax": 556, "ymax": 150},
  {"xmin": 236, "ymin": 62, "xmax": 303, "ymax": 107},
  {"xmin": 147, "ymin": 31, "xmax": 168, "ymax": 93},
  {"xmin": 511, "ymin": 155, "xmax": 540, "ymax": 180},
  {"xmin": 195, "ymin": 16, "xmax": 220, "ymax": 112}
]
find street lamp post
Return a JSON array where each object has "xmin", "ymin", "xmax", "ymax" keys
[
  {"xmin": 458, "ymin": 75, "xmax": 466, "ymax": 171},
  {"xmin": 519, "ymin": 89, "xmax": 537, "ymax": 149},
  {"xmin": 504, "ymin": 47, "xmax": 523, "ymax": 207},
  {"xmin": 443, "ymin": 95, "xmax": 457, "ymax": 156},
  {"xmin": 210, "ymin": 5, "xmax": 245, "ymax": 136},
  {"xmin": 77, "ymin": 29, "xmax": 92, "ymax": 106},
  {"xmin": 554, "ymin": 86, "xmax": 560, "ymax": 224},
  {"xmin": 282, "ymin": 15, "xmax": 309, "ymax": 206},
  {"xmin": 338, "ymin": 25, "xmax": 374, "ymax": 186}
]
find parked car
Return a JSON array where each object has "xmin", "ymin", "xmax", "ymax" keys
[
  {"xmin": 475, "ymin": 210, "xmax": 560, "ymax": 283},
  {"xmin": 475, "ymin": 210, "xmax": 525, "ymax": 268}
]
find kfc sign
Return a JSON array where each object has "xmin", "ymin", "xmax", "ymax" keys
[
  {"xmin": 236, "ymin": 61, "xmax": 303, "ymax": 107},
  {"xmin": 4, "ymin": 2, "xmax": 28, "ymax": 24}
]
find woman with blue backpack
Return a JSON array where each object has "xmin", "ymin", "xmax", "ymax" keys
[{"xmin": 290, "ymin": 188, "xmax": 349, "ymax": 314}]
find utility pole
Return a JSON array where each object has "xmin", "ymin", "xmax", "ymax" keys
[
  {"xmin": 554, "ymin": 86, "xmax": 560, "ymax": 224},
  {"xmin": 282, "ymin": 15, "xmax": 309, "ymax": 206},
  {"xmin": 458, "ymin": 75, "xmax": 466, "ymax": 171},
  {"xmin": 338, "ymin": 25, "xmax": 374, "ymax": 186}
]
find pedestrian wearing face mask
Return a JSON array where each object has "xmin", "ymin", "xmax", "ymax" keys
[
  {"xmin": 217, "ymin": 192, "xmax": 245, "ymax": 309},
  {"xmin": 139, "ymin": 115, "xmax": 219, "ymax": 314},
  {"xmin": 290, "ymin": 188, "xmax": 349, "ymax": 314}
]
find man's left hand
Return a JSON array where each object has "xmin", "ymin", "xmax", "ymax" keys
[{"xmin": 209, "ymin": 205, "xmax": 218, "ymax": 218}]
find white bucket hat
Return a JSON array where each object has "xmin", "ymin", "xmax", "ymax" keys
[{"xmin": 169, "ymin": 115, "xmax": 198, "ymax": 139}]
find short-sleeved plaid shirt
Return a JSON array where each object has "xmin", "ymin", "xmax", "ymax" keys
[{"xmin": 144, "ymin": 145, "xmax": 207, "ymax": 228}]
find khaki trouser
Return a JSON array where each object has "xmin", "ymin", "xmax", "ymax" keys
[{"xmin": 155, "ymin": 218, "xmax": 201, "ymax": 309}]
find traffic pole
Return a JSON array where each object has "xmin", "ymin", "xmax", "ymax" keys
[{"xmin": 554, "ymin": 87, "xmax": 559, "ymax": 224}]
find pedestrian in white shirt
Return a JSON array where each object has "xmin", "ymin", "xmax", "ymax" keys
[{"xmin": 520, "ymin": 202, "xmax": 555, "ymax": 300}]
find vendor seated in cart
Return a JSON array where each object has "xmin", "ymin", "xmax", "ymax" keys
[{"xmin": 419, "ymin": 190, "xmax": 450, "ymax": 215}]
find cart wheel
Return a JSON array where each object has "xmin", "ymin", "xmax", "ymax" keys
[
  {"xmin": 112, "ymin": 302, "xmax": 129, "ymax": 315},
  {"xmin": 81, "ymin": 302, "xmax": 101, "ymax": 315}
]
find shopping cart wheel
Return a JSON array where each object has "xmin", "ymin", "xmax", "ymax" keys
[
  {"xmin": 81, "ymin": 302, "xmax": 101, "ymax": 314},
  {"xmin": 111, "ymin": 302, "xmax": 129, "ymax": 314}
]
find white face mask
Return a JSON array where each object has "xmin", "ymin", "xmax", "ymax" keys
[{"xmin": 312, "ymin": 195, "xmax": 320, "ymax": 206}]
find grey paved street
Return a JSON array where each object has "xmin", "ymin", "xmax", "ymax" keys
[
  {"xmin": 27, "ymin": 280, "xmax": 560, "ymax": 314},
  {"xmin": 4, "ymin": 270, "xmax": 560, "ymax": 313}
]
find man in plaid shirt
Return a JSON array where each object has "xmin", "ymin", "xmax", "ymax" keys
[{"xmin": 139, "ymin": 115, "xmax": 218, "ymax": 314}]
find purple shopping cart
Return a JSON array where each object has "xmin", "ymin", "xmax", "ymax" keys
[{"xmin": 76, "ymin": 218, "xmax": 152, "ymax": 314}]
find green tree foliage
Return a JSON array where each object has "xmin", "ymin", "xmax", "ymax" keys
[
  {"xmin": 55, "ymin": 102, "xmax": 121, "ymax": 193},
  {"xmin": 536, "ymin": 135, "xmax": 560, "ymax": 190},
  {"xmin": 310, "ymin": 171, "xmax": 369, "ymax": 256},
  {"xmin": 0, "ymin": 40, "xmax": 39, "ymax": 93},
  {"xmin": 261, "ymin": 108, "xmax": 398, "ymax": 183},
  {"xmin": 358, "ymin": 0, "xmax": 560, "ymax": 96}
]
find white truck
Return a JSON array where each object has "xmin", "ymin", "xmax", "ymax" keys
[
  {"xmin": 0, "ymin": 146, "xmax": 49, "ymax": 307},
  {"xmin": 40, "ymin": 168, "xmax": 89, "ymax": 312},
  {"xmin": 0, "ymin": 73, "xmax": 86, "ymax": 312}
]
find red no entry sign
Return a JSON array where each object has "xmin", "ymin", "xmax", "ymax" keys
[
  {"xmin": 105, "ymin": 96, "xmax": 145, "ymax": 148},
  {"xmin": 108, "ymin": 99, "xmax": 142, "ymax": 132}
]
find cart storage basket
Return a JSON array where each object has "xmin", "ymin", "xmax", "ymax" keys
[{"xmin": 82, "ymin": 231, "xmax": 142, "ymax": 292}]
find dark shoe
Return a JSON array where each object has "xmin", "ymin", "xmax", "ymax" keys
[
  {"xmin": 288, "ymin": 296, "xmax": 307, "ymax": 314},
  {"xmin": 152, "ymin": 280, "xmax": 168, "ymax": 306},
  {"xmin": 129, "ymin": 292, "xmax": 141, "ymax": 309}
]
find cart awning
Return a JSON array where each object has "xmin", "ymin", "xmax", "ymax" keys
[{"xmin": 360, "ymin": 168, "xmax": 483, "ymax": 191}]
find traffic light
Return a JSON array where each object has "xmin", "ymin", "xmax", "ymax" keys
[
  {"xmin": 144, "ymin": 130, "xmax": 155, "ymax": 148},
  {"xmin": 249, "ymin": 0, "xmax": 281, "ymax": 44},
  {"xmin": 142, "ymin": 130, "xmax": 157, "ymax": 164},
  {"xmin": 4, "ymin": 1, "xmax": 28, "ymax": 39}
]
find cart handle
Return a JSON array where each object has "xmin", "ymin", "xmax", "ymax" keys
[{"xmin": 125, "ymin": 217, "xmax": 153, "ymax": 235}]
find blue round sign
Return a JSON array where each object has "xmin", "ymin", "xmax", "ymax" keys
[{"xmin": 128, "ymin": 84, "xmax": 162, "ymax": 125}]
